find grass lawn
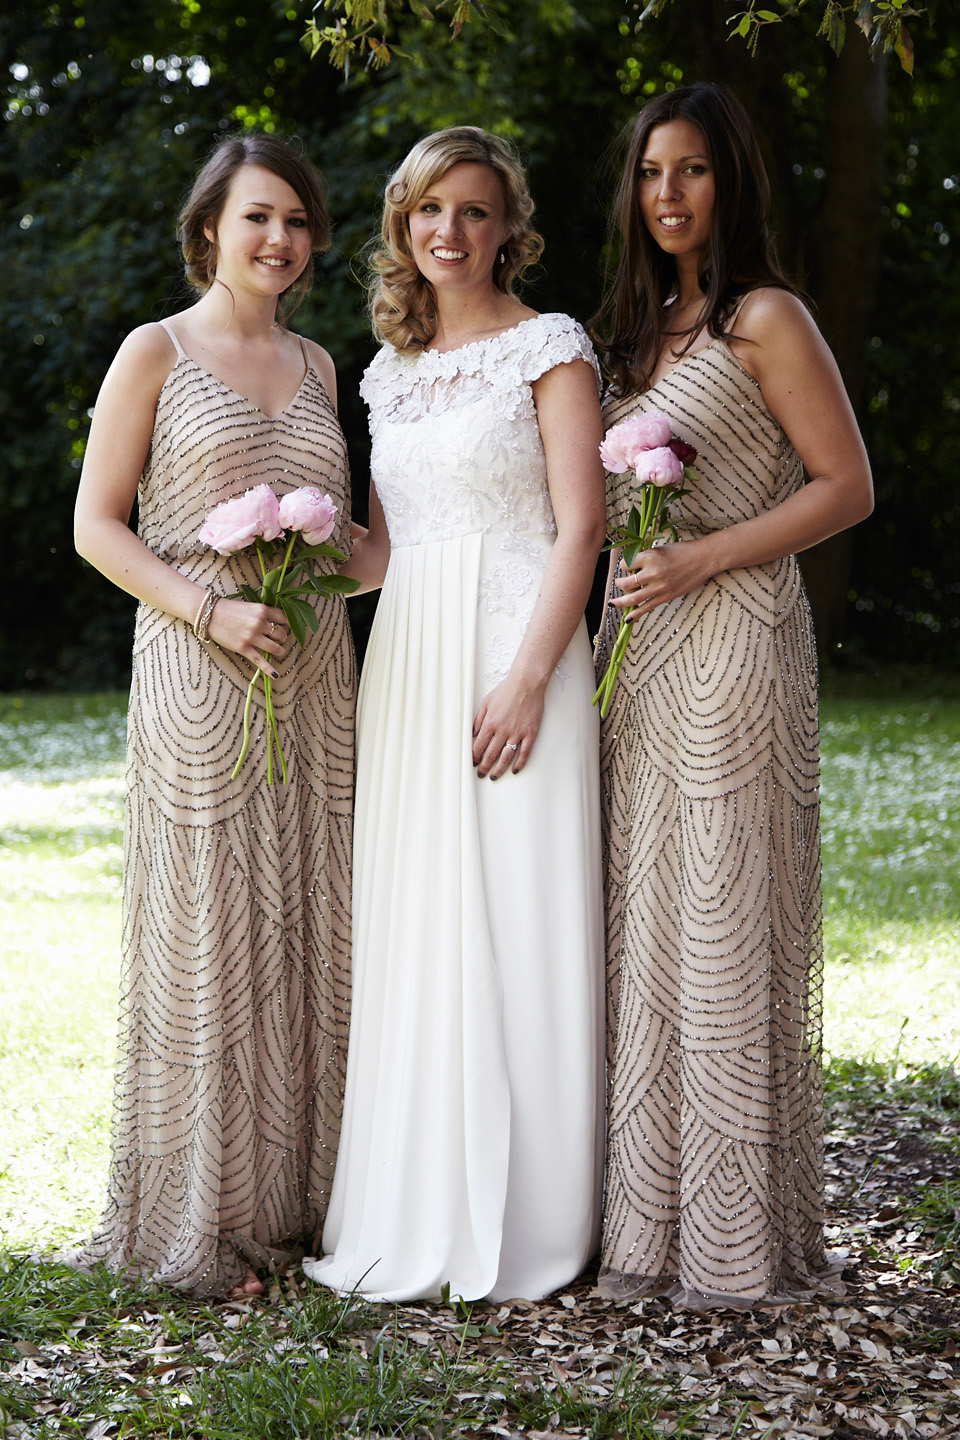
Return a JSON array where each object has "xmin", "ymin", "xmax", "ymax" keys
[
  {"xmin": 0, "ymin": 695, "xmax": 124, "ymax": 1253},
  {"xmin": 819, "ymin": 668, "xmax": 960, "ymax": 1065},
  {"xmin": 0, "ymin": 671, "xmax": 958, "ymax": 1439},
  {"xmin": 2, "ymin": 673, "xmax": 956, "ymax": 1254}
]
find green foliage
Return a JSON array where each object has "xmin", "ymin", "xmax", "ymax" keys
[
  {"xmin": 304, "ymin": 0, "xmax": 482, "ymax": 73},
  {"xmin": 0, "ymin": 1250, "xmax": 685, "ymax": 1438},
  {"xmin": 304, "ymin": 0, "xmax": 930, "ymax": 71},
  {"xmin": 2, "ymin": 1, "xmax": 960, "ymax": 685},
  {"xmin": 844, "ymin": 27, "xmax": 960, "ymax": 660},
  {"xmin": 912, "ymin": 1179, "xmax": 960, "ymax": 1277}
]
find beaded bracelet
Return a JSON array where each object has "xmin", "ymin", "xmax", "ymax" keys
[{"xmin": 193, "ymin": 588, "xmax": 218, "ymax": 645}]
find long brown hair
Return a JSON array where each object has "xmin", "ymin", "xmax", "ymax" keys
[
  {"xmin": 368, "ymin": 126, "xmax": 543, "ymax": 353},
  {"xmin": 178, "ymin": 133, "xmax": 330, "ymax": 323},
  {"xmin": 595, "ymin": 83, "xmax": 809, "ymax": 395}
]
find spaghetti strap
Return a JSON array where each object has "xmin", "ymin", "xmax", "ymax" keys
[
  {"xmin": 298, "ymin": 334, "xmax": 312, "ymax": 372},
  {"xmin": 157, "ymin": 318, "xmax": 186, "ymax": 359}
]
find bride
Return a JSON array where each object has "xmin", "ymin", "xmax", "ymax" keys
[{"xmin": 303, "ymin": 126, "xmax": 606, "ymax": 1302}]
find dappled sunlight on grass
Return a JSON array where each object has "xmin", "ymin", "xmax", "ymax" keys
[
  {"xmin": 0, "ymin": 693, "xmax": 127, "ymax": 782},
  {"xmin": 820, "ymin": 689, "xmax": 960, "ymax": 1066},
  {"xmin": 0, "ymin": 695, "xmax": 124, "ymax": 1250},
  {"xmin": 0, "ymin": 679, "xmax": 957, "ymax": 1252},
  {"xmin": 824, "ymin": 932, "xmax": 959, "ymax": 1065},
  {"xmin": 0, "ymin": 777, "xmax": 123, "ymax": 900}
]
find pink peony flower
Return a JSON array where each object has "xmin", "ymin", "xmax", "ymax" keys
[
  {"xmin": 600, "ymin": 412, "xmax": 673, "ymax": 472},
  {"xmin": 277, "ymin": 488, "xmax": 338, "ymax": 546},
  {"xmin": 198, "ymin": 484, "xmax": 283, "ymax": 554},
  {"xmin": 635, "ymin": 445, "xmax": 686, "ymax": 488}
]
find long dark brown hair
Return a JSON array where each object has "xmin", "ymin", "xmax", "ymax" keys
[
  {"xmin": 178, "ymin": 132, "xmax": 330, "ymax": 323},
  {"xmin": 595, "ymin": 82, "xmax": 810, "ymax": 396}
]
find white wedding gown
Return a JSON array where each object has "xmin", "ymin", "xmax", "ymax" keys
[{"xmin": 303, "ymin": 313, "xmax": 604, "ymax": 1302}]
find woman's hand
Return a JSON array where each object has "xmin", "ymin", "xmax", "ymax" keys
[
  {"xmin": 613, "ymin": 537, "xmax": 714, "ymax": 620},
  {"xmin": 206, "ymin": 598, "xmax": 289, "ymax": 675},
  {"xmin": 469, "ymin": 355, "xmax": 605, "ymax": 778},
  {"xmin": 472, "ymin": 673, "xmax": 547, "ymax": 780}
]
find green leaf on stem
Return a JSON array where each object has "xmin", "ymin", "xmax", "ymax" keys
[
  {"xmin": 317, "ymin": 575, "xmax": 361, "ymax": 595},
  {"xmin": 282, "ymin": 597, "xmax": 320, "ymax": 647},
  {"xmin": 260, "ymin": 564, "xmax": 285, "ymax": 596},
  {"xmin": 295, "ymin": 541, "xmax": 348, "ymax": 561}
]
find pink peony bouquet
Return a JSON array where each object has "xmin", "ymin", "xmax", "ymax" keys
[
  {"xmin": 593, "ymin": 413, "xmax": 699, "ymax": 719},
  {"xmin": 198, "ymin": 484, "xmax": 359, "ymax": 784}
]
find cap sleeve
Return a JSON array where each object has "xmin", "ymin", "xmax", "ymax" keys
[
  {"xmin": 359, "ymin": 345, "xmax": 410, "ymax": 423},
  {"xmin": 510, "ymin": 313, "xmax": 601, "ymax": 390}
]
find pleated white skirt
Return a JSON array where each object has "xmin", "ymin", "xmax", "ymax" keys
[{"xmin": 304, "ymin": 531, "xmax": 604, "ymax": 1302}]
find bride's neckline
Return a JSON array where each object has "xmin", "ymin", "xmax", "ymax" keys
[{"xmin": 422, "ymin": 312, "xmax": 545, "ymax": 358}]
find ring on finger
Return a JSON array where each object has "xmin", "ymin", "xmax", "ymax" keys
[{"xmin": 503, "ymin": 742, "xmax": 519, "ymax": 752}]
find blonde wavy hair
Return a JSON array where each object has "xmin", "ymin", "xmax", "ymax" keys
[{"xmin": 369, "ymin": 126, "xmax": 544, "ymax": 353}]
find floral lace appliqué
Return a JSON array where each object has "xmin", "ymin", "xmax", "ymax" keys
[
  {"xmin": 484, "ymin": 633, "xmax": 516, "ymax": 688},
  {"xmin": 480, "ymin": 560, "xmax": 534, "ymax": 618}
]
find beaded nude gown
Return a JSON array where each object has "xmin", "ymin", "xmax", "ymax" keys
[
  {"xmin": 83, "ymin": 321, "xmax": 355, "ymax": 1297},
  {"xmin": 596, "ymin": 336, "xmax": 830, "ymax": 1308}
]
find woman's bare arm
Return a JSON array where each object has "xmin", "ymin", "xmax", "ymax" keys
[
  {"xmin": 75, "ymin": 324, "xmax": 288, "ymax": 673},
  {"xmin": 472, "ymin": 357, "xmax": 606, "ymax": 778},
  {"xmin": 615, "ymin": 288, "xmax": 874, "ymax": 620}
]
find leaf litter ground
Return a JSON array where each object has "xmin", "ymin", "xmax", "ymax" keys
[{"xmin": 2, "ymin": 1060, "xmax": 957, "ymax": 1439}]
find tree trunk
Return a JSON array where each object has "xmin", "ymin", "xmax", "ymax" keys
[
  {"xmin": 682, "ymin": 16, "xmax": 885, "ymax": 655},
  {"xmin": 799, "ymin": 30, "xmax": 886, "ymax": 656}
]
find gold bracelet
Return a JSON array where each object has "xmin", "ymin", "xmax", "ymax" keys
[{"xmin": 192, "ymin": 588, "xmax": 218, "ymax": 644}]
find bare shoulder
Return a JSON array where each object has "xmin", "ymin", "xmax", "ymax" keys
[
  {"xmin": 730, "ymin": 287, "xmax": 829, "ymax": 383},
  {"xmin": 299, "ymin": 334, "xmax": 338, "ymax": 407},
  {"xmin": 117, "ymin": 321, "xmax": 178, "ymax": 365},
  {"xmin": 733, "ymin": 287, "xmax": 819, "ymax": 344},
  {"xmin": 97, "ymin": 322, "xmax": 178, "ymax": 406}
]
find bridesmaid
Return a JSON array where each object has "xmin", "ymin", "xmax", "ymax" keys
[
  {"xmin": 74, "ymin": 134, "xmax": 355, "ymax": 1296},
  {"xmin": 594, "ymin": 83, "xmax": 873, "ymax": 1307}
]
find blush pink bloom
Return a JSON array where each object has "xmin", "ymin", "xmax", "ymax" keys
[
  {"xmin": 635, "ymin": 445, "xmax": 686, "ymax": 488},
  {"xmin": 277, "ymin": 488, "xmax": 338, "ymax": 546},
  {"xmin": 599, "ymin": 412, "xmax": 673, "ymax": 472},
  {"xmin": 198, "ymin": 484, "xmax": 283, "ymax": 554}
]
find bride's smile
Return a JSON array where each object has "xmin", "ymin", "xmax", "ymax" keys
[{"xmin": 408, "ymin": 160, "xmax": 511, "ymax": 294}]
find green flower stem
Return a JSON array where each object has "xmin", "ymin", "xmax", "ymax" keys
[
  {"xmin": 593, "ymin": 614, "xmax": 634, "ymax": 718},
  {"xmin": 239, "ymin": 536, "xmax": 295, "ymax": 786},
  {"xmin": 274, "ymin": 531, "xmax": 297, "ymax": 600},
  {"xmin": 262, "ymin": 672, "xmax": 287, "ymax": 787},
  {"xmin": 233, "ymin": 671, "xmax": 259, "ymax": 780},
  {"xmin": 265, "ymin": 675, "xmax": 274, "ymax": 787},
  {"xmin": 592, "ymin": 482, "xmax": 671, "ymax": 719},
  {"xmin": 264, "ymin": 535, "xmax": 295, "ymax": 787},
  {"xmin": 255, "ymin": 537, "xmax": 269, "ymax": 590}
]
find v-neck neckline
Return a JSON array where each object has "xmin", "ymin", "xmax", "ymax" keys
[
  {"xmin": 176, "ymin": 352, "xmax": 311, "ymax": 421},
  {"xmin": 644, "ymin": 334, "xmax": 759, "ymax": 394}
]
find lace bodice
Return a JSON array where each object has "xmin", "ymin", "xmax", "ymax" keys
[{"xmin": 361, "ymin": 313, "xmax": 600, "ymax": 549}]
